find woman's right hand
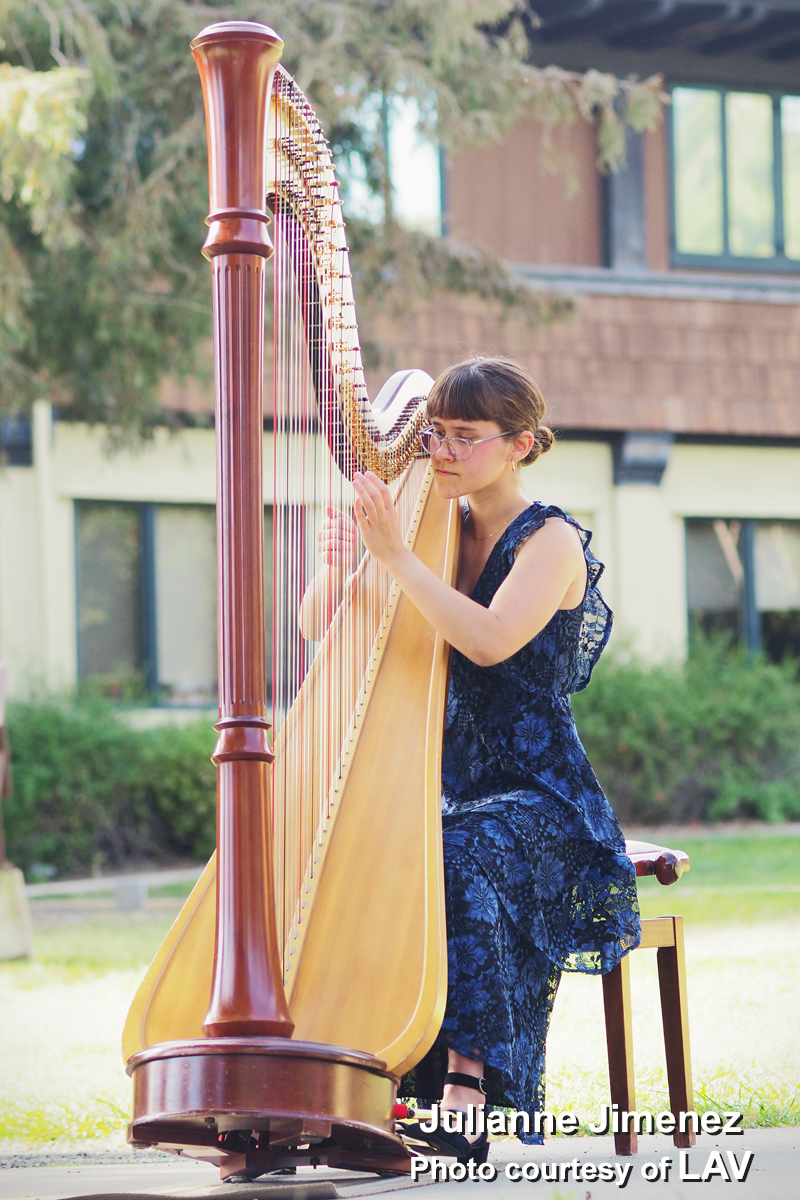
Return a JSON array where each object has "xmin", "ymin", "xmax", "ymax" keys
[{"xmin": 318, "ymin": 505, "xmax": 358, "ymax": 570}]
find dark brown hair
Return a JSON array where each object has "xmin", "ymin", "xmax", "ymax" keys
[{"xmin": 425, "ymin": 356, "xmax": 554, "ymax": 466}]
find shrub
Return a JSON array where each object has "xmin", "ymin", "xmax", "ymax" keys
[
  {"xmin": 5, "ymin": 636, "xmax": 800, "ymax": 880},
  {"xmin": 572, "ymin": 636, "xmax": 800, "ymax": 824},
  {"xmin": 3, "ymin": 695, "xmax": 216, "ymax": 880}
]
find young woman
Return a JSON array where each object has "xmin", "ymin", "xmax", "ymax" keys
[{"xmin": 317, "ymin": 356, "xmax": 640, "ymax": 1163}]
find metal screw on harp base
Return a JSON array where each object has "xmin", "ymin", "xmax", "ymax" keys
[{"xmin": 123, "ymin": 21, "xmax": 412, "ymax": 1179}]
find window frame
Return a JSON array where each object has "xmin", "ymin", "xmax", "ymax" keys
[
  {"xmin": 669, "ymin": 82, "xmax": 800, "ymax": 273},
  {"xmin": 685, "ymin": 515, "xmax": 800, "ymax": 659},
  {"xmin": 74, "ymin": 500, "xmax": 216, "ymax": 704},
  {"xmin": 74, "ymin": 499, "xmax": 275, "ymax": 706}
]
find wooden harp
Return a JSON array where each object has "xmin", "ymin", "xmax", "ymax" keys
[{"xmin": 123, "ymin": 21, "xmax": 459, "ymax": 1178}]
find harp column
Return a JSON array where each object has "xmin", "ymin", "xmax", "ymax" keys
[{"xmin": 192, "ymin": 22, "xmax": 293, "ymax": 1039}]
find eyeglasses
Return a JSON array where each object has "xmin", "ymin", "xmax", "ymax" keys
[{"xmin": 419, "ymin": 426, "xmax": 514, "ymax": 461}]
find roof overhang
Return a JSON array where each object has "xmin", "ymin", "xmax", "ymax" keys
[{"xmin": 524, "ymin": 0, "xmax": 800, "ymax": 63}]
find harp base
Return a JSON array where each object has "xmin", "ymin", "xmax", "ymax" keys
[{"xmin": 126, "ymin": 1037, "xmax": 413, "ymax": 1179}]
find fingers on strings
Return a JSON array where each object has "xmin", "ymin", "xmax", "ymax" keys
[
  {"xmin": 353, "ymin": 471, "xmax": 387, "ymax": 520},
  {"xmin": 318, "ymin": 523, "xmax": 357, "ymax": 567}
]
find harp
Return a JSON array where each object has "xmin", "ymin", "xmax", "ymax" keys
[{"xmin": 123, "ymin": 21, "xmax": 459, "ymax": 1179}]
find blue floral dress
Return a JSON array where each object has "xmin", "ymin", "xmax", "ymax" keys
[{"xmin": 402, "ymin": 503, "xmax": 640, "ymax": 1142}]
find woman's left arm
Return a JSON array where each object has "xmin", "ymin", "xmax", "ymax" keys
[{"xmin": 352, "ymin": 471, "xmax": 585, "ymax": 668}]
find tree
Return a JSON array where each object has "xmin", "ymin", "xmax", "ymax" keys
[
  {"xmin": 0, "ymin": 1, "xmax": 665, "ymax": 434},
  {"xmin": 0, "ymin": 60, "xmax": 89, "ymax": 403}
]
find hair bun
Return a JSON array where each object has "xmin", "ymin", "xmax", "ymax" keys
[{"xmin": 525, "ymin": 423, "xmax": 554, "ymax": 464}]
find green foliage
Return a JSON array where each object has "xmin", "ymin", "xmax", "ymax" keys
[
  {"xmin": 3, "ymin": 695, "xmax": 216, "ymax": 880},
  {"xmin": 0, "ymin": 0, "xmax": 666, "ymax": 432},
  {"xmin": 0, "ymin": 59, "xmax": 90, "ymax": 397},
  {"xmin": 572, "ymin": 638, "xmax": 800, "ymax": 825},
  {"xmin": 0, "ymin": 62, "xmax": 89, "ymax": 244}
]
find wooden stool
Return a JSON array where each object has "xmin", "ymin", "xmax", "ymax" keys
[{"xmin": 601, "ymin": 840, "xmax": 695, "ymax": 1156}]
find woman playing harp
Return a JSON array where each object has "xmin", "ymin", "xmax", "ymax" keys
[
  {"xmin": 304, "ymin": 355, "xmax": 641, "ymax": 1164},
  {"xmin": 125, "ymin": 25, "xmax": 636, "ymax": 1178}
]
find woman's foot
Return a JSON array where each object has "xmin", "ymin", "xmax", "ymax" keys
[
  {"xmin": 442, "ymin": 1084, "xmax": 485, "ymax": 1127},
  {"xmin": 400, "ymin": 1119, "xmax": 489, "ymax": 1165},
  {"xmin": 441, "ymin": 1054, "xmax": 486, "ymax": 1145},
  {"xmin": 399, "ymin": 1049, "xmax": 490, "ymax": 1160}
]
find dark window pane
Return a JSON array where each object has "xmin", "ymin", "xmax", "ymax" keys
[
  {"xmin": 762, "ymin": 614, "xmax": 800, "ymax": 662},
  {"xmin": 690, "ymin": 611, "xmax": 740, "ymax": 645},
  {"xmin": 673, "ymin": 88, "xmax": 723, "ymax": 255},
  {"xmin": 726, "ymin": 91, "xmax": 774, "ymax": 258},
  {"xmin": 1, "ymin": 416, "xmax": 33, "ymax": 467},
  {"xmin": 77, "ymin": 504, "xmax": 142, "ymax": 680},
  {"xmin": 761, "ymin": 611, "xmax": 800, "ymax": 663}
]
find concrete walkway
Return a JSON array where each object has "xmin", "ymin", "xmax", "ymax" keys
[{"xmin": 1, "ymin": 1129, "xmax": 797, "ymax": 1200}]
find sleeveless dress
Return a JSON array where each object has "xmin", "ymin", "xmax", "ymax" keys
[{"xmin": 402, "ymin": 503, "xmax": 641, "ymax": 1143}]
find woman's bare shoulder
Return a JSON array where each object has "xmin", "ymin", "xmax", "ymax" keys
[{"xmin": 513, "ymin": 512, "xmax": 584, "ymax": 559}]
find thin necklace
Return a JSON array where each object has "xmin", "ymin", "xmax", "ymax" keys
[{"xmin": 466, "ymin": 507, "xmax": 525, "ymax": 542}]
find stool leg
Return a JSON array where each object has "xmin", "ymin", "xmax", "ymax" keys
[
  {"xmin": 602, "ymin": 952, "xmax": 638, "ymax": 1155},
  {"xmin": 656, "ymin": 916, "xmax": 695, "ymax": 1149}
]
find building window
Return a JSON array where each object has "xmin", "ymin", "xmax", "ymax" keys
[
  {"xmin": 686, "ymin": 518, "xmax": 800, "ymax": 660},
  {"xmin": 76, "ymin": 502, "xmax": 275, "ymax": 704},
  {"xmin": 671, "ymin": 86, "xmax": 800, "ymax": 270}
]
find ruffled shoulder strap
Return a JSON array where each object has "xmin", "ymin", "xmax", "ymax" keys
[{"xmin": 500, "ymin": 503, "xmax": 613, "ymax": 693}]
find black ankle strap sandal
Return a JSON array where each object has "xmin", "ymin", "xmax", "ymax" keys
[
  {"xmin": 397, "ymin": 1073, "xmax": 490, "ymax": 1165},
  {"xmin": 444, "ymin": 1071, "xmax": 488, "ymax": 1095},
  {"xmin": 399, "ymin": 1119, "xmax": 489, "ymax": 1166}
]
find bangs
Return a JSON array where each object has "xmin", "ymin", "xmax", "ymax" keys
[{"xmin": 425, "ymin": 362, "xmax": 504, "ymax": 425}]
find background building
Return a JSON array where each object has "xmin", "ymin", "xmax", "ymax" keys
[{"xmin": 394, "ymin": 0, "xmax": 800, "ymax": 665}]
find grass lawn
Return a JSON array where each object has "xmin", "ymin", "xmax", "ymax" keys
[
  {"xmin": 550, "ymin": 831, "xmax": 800, "ymax": 1131},
  {"xmin": 31, "ymin": 912, "xmax": 184, "ymax": 976},
  {"xmin": 635, "ymin": 832, "xmax": 800, "ymax": 925},
  {"xmin": 1, "ymin": 831, "xmax": 799, "ymax": 1149}
]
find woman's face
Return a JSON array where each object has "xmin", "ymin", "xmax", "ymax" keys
[{"xmin": 426, "ymin": 415, "xmax": 525, "ymax": 500}]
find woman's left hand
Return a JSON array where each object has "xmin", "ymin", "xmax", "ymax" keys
[{"xmin": 352, "ymin": 471, "xmax": 408, "ymax": 568}]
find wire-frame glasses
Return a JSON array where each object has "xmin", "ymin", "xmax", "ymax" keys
[{"xmin": 419, "ymin": 426, "xmax": 514, "ymax": 461}]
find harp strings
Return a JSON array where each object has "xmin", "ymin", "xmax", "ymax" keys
[{"xmin": 269, "ymin": 70, "xmax": 428, "ymax": 982}]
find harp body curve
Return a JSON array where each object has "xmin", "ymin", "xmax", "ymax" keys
[{"xmin": 123, "ymin": 471, "xmax": 457, "ymax": 1073}]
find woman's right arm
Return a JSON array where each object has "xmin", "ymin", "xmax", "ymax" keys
[{"xmin": 298, "ymin": 506, "xmax": 358, "ymax": 641}]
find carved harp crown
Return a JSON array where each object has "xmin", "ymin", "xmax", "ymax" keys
[{"xmin": 123, "ymin": 21, "xmax": 459, "ymax": 1081}]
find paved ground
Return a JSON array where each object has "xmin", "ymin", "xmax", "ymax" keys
[{"xmin": 1, "ymin": 1129, "xmax": 797, "ymax": 1200}]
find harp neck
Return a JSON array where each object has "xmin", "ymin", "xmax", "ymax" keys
[{"xmin": 192, "ymin": 22, "xmax": 283, "ymax": 260}]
